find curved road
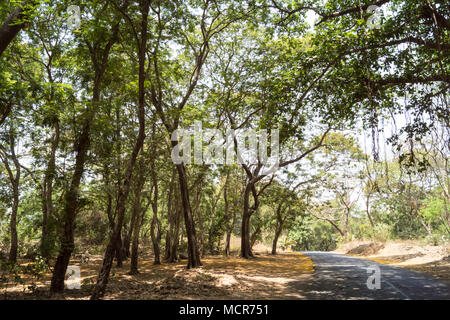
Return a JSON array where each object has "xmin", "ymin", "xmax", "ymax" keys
[{"xmin": 292, "ymin": 252, "xmax": 450, "ymax": 300}]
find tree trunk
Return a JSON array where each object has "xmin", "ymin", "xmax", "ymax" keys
[
  {"xmin": 51, "ymin": 69, "xmax": 108, "ymax": 293},
  {"xmin": 113, "ymin": 105, "xmax": 126, "ymax": 265},
  {"xmin": 150, "ymin": 155, "xmax": 161, "ymax": 265},
  {"xmin": 323, "ymin": 218, "xmax": 345, "ymax": 237},
  {"xmin": 164, "ymin": 169, "xmax": 175, "ymax": 261},
  {"xmin": 419, "ymin": 217, "xmax": 433, "ymax": 236},
  {"xmin": 241, "ymin": 183, "xmax": 254, "ymax": 258},
  {"xmin": 365, "ymin": 190, "xmax": 375, "ymax": 228},
  {"xmin": 175, "ymin": 163, "xmax": 202, "ymax": 268},
  {"xmin": 50, "ymin": 105, "xmax": 94, "ymax": 293},
  {"xmin": 171, "ymin": 207, "xmax": 182, "ymax": 262},
  {"xmin": 115, "ymin": 233, "xmax": 124, "ymax": 267},
  {"xmin": 150, "ymin": 187, "xmax": 161, "ymax": 265},
  {"xmin": 9, "ymin": 179, "xmax": 19, "ymax": 263},
  {"xmin": 272, "ymin": 204, "xmax": 284, "ymax": 255},
  {"xmin": 90, "ymin": 103, "xmax": 145, "ymax": 298},
  {"xmin": 123, "ymin": 234, "xmax": 131, "ymax": 258},
  {"xmin": 164, "ymin": 208, "xmax": 174, "ymax": 261},
  {"xmin": 129, "ymin": 194, "xmax": 143, "ymax": 274},
  {"xmin": 193, "ymin": 188, "xmax": 205, "ymax": 257},
  {"xmin": 0, "ymin": 128, "xmax": 21, "ymax": 263},
  {"xmin": 223, "ymin": 175, "xmax": 231, "ymax": 256},
  {"xmin": 130, "ymin": 155, "xmax": 149, "ymax": 273},
  {"xmin": 40, "ymin": 120, "xmax": 59, "ymax": 259},
  {"xmin": 225, "ymin": 232, "xmax": 232, "ymax": 256},
  {"xmin": 49, "ymin": 10, "xmax": 122, "ymax": 291},
  {"xmin": 165, "ymin": 181, "xmax": 181, "ymax": 263},
  {"xmin": 343, "ymin": 207, "xmax": 350, "ymax": 240},
  {"xmin": 123, "ymin": 214, "xmax": 134, "ymax": 259},
  {"xmin": 224, "ymin": 178, "xmax": 238, "ymax": 257},
  {"xmin": 0, "ymin": 0, "xmax": 35, "ymax": 56},
  {"xmin": 272, "ymin": 227, "xmax": 282, "ymax": 255},
  {"xmin": 250, "ymin": 224, "xmax": 261, "ymax": 251}
]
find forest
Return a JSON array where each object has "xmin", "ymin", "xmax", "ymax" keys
[{"xmin": 0, "ymin": 0, "xmax": 449, "ymax": 300}]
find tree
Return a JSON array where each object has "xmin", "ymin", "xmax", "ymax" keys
[
  {"xmin": 145, "ymin": 0, "xmax": 253, "ymax": 268},
  {"xmin": 0, "ymin": 123, "xmax": 21, "ymax": 262},
  {"xmin": 50, "ymin": 1, "xmax": 125, "ymax": 294},
  {"xmin": 0, "ymin": 0, "xmax": 39, "ymax": 56},
  {"xmin": 265, "ymin": 181, "xmax": 306, "ymax": 255},
  {"xmin": 90, "ymin": 0, "xmax": 148, "ymax": 299}
]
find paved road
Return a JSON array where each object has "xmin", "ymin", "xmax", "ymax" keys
[{"xmin": 291, "ymin": 251, "xmax": 450, "ymax": 300}]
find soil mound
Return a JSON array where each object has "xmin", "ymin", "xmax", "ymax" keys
[{"xmin": 347, "ymin": 242, "xmax": 385, "ymax": 255}]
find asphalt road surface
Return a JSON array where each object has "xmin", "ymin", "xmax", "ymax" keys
[{"xmin": 293, "ymin": 252, "xmax": 450, "ymax": 300}]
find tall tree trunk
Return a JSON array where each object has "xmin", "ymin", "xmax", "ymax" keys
[
  {"xmin": 175, "ymin": 163, "xmax": 202, "ymax": 268},
  {"xmin": 223, "ymin": 175, "xmax": 231, "ymax": 256},
  {"xmin": 8, "ymin": 144, "xmax": 20, "ymax": 264},
  {"xmin": 272, "ymin": 205, "xmax": 284, "ymax": 255},
  {"xmin": 223, "ymin": 174, "xmax": 237, "ymax": 256},
  {"xmin": 3, "ymin": 130, "xmax": 21, "ymax": 263},
  {"xmin": 115, "ymin": 233, "xmax": 124, "ymax": 267},
  {"xmin": 241, "ymin": 183, "xmax": 254, "ymax": 258},
  {"xmin": 225, "ymin": 230, "xmax": 232, "ymax": 256},
  {"xmin": 343, "ymin": 206, "xmax": 350, "ymax": 240},
  {"xmin": 90, "ymin": 2, "xmax": 148, "ymax": 299},
  {"xmin": 9, "ymin": 180, "xmax": 19, "ymax": 263},
  {"xmin": 123, "ymin": 213, "xmax": 134, "ymax": 258},
  {"xmin": 50, "ymin": 112, "xmax": 92, "ymax": 293},
  {"xmin": 113, "ymin": 105, "xmax": 125, "ymax": 265},
  {"xmin": 49, "ymin": 11, "xmax": 121, "ymax": 292},
  {"xmin": 129, "ymin": 190, "xmax": 143, "ymax": 274},
  {"xmin": 271, "ymin": 230, "xmax": 280, "ymax": 255},
  {"xmin": 150, "ymin": 149, "xmax": 161, "ymax": 265},
  {"xmin": 164, "ymin": 172, "xmax": 175, "ymax": 261},
  {"xmin": 129, "ymin": 208, "xmax": 143, "ymax": 274},
  {"xmin": 150, "ymin": 180, "xmax": 161, "ymax": 265},
  {"xmin": 165, "ymin": 174, "xmax": 181, "ymax": 263},
  {"xmin": 193, "ymin": 187, "xmax": 205, "ymax": 257},
  {"xmin": 41, "ymin": 120, "xmax": 59, "ymax": 259},
  {"xmin": 365, "ymin": 192, "xmax": 375, "ymax": 227},
  {"xmin": 363, "ymin": 178, "xmax": 376, "ymax": 230},
  {"xmin": 39, "ymin": 54, "xmax": 61, "ymax": 258},
  {"xmin": 50, "ymin": 69, "xmax": 108, "ymax": 293},
  {"xmin": 129, "ymin": 156, "xmax": 147, "ymax": 274},
  {"xmin": 90, "ymin": 92, "xmax": 146, "ymax": 298},
  {"xmin": 169, "ymin": 204, "xmax": 182, "ymax": 262},
  {"xmin": 50, "ymin": 95, "xmax": 96, "ymax": 293}
]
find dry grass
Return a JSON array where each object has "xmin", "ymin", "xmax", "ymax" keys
[{"xmin": 0, "ymin": 252, "xmax": 314, "ymax": 300}]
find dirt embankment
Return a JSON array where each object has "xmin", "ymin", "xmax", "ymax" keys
[{"xmin": 335, "ymin": 240, "xmax": 450, "ymax": 282}]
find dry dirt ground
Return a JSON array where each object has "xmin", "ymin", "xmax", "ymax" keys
[
  {"xmin": 335, "ymin": 240, "xmax": 450, "ymax": 282},
  {"xmin": 0, "ymin": 252, "xmax": 314, "ymax": 300}
]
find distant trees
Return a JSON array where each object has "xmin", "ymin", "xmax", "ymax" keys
[{"xmin": 264, "ymin": 182, "xmax": 305, "ymax": 255}]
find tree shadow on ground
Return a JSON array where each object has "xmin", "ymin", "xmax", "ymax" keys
[{"xmin": 1, "ymin": 253, "xmax": 314, "ymax": 300}]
